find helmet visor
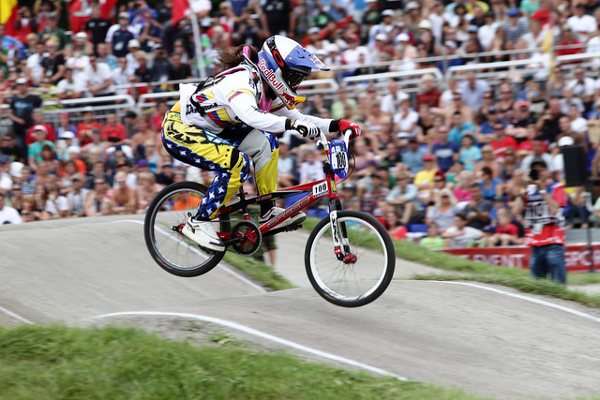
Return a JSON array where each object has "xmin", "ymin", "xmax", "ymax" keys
[{"xmin": 282, "ymin": 68, "xmax": 309, "ymax": 88}]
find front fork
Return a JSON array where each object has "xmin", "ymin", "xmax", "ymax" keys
[{"xmin": 329, "ymin": 198, "xmax": 352, "ymax": 261}]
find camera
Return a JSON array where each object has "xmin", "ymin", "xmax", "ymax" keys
[{"xmin": 529, "ymin": 168, "xmax": 539, "ymax": 181}]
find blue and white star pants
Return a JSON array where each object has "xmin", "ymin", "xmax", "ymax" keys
[{"xmin": 161, "ymin": 110, "xmax": 279, "ymax": 220}]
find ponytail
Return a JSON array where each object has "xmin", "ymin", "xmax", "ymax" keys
[{"xmin": 217, "ymin": 45, "xmax": 259, "ymax": 71}]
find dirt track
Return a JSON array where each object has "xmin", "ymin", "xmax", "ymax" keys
[{"xmin": 2, "ymin": 216, "xmax": 600, "ymax": 399}]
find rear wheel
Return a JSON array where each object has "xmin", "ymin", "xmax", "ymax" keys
[
  {"xmin": 305, "ymin": 210, "xmax": 395, "ymax": 307},
  {"xmin": 144, "ymin": 182, "xmax": 228, "ymax": 277}
]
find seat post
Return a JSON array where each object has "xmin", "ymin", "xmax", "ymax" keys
[{"xmin": 238, "ymin": 187, "xmax": 250, "ymax": 220}]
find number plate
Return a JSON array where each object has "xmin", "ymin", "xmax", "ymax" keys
[
  {"xmin": 312, "ymin": 181, "xmax": 328, "ymax": 197},
  {"xmin": 329, "ymin": 139, "xmax": 349, "ymax": 179}
]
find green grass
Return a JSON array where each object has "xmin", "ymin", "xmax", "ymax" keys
[
  {"xmin": 223, "ymin": 252, "xmax": 294, "ymax": 291},
  {"xmin": 303, "ymin": 217, "xmax": 600, "ymax": 308},
  {"xmin": 0, "ymin": 325, "xmax": 486, "ymax": 400}
]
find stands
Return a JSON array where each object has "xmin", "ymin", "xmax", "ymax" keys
[{"xmin": 1, "ymin": 0, "xmax": 600, "ymax": 251}]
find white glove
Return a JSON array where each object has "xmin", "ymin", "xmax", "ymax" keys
[{"xmin": 285, "ymin": 119, "xmax": 320, "ymax": 140}]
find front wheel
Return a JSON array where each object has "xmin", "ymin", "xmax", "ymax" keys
[
  {"xmin": 305, "ymin": 210, "xmax": 396, "ymax": 307},
  {"xmin": 144, "ymin": 181, "xmax": 227, "ymax": 277}
]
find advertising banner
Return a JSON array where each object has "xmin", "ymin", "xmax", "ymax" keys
[{"xmin": 442, "ymin": 244, "xmax": 600, "ymax": 272}]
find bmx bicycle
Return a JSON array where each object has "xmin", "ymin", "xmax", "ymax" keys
[{"xmin": 144, "ymin": 130, "xmax": 396, "ymax": 307}]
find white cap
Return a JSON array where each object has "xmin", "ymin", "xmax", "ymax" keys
[
  {"xmin": 128, "ymin": 39, "xmax": 140, "ymax": 48},
  {"xmin": 118, "ymin": 11, "xmax": 129, "ymax": 19},
  {"xmin": 10, "ymin": 161, "xmax": 24, "ymax": 178},
  {"xmin": 74, "ymin": 32, "xmax": 87, "ymax": 40},
  {"xmin": 382, "ymin": 9, "xmax": 395, "ymax": 17},
  {"xmin": 16, "ymin": 77, "xmax": 27, "ymax": 85},
  {"xmin": 375, "ymin": 33, "xmax": 388, "ymax": 41},
  {"xmin": 397, "ymin": 91, "xmax": 409, "ymax": 102},
  {"xmin": 405, "ymin": 1, "xmax": 419, "ymax": 10},
  {"xmin": 418, "ymin": 19, "xmax": 432, "ymax": 30},
  {"xmin": 308, "ymin": 27, "xmax": 320, "ymax": 35},
  {"xmin": 67, "ymin": 145, "xmax": 81, "ymax": 154},
  {"xmin": 326, "ymin": 43, "xmax": 339, "ymax": 53},
  {"xmin": 59, "ymin": 131, "xmax": 76, "ymax": 140},
  {"xmin": 558, "ymin": 136, "xmax": 574, "ymax": 147},
  {"xmin": 396, "ymin": 32, "xmax": 410, "ymax": 42}
]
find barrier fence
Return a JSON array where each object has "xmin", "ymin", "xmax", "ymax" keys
[{"xmin": 442, "ymin": 244, "xmax": 600, "ymax": 273}]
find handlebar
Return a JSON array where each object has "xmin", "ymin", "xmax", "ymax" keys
[{"xmin": 315, "ymin": 129, "xmax": 353, "ymax": 151}]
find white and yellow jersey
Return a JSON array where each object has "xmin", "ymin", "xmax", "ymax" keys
[{"xmin": 178, "ymin": 63, "xmax": 332, "ymax": 135}]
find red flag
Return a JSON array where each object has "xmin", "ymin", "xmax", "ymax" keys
[
  {"xmin": 172, "ymin": 0, "xmax": 189, "ymax": 24},
  {"xmin": 0, "ymin": 0, "xmax": 18, "ymax": 36},
  {"xmin": 100, "ymin": 0, "xmax": 118, "ymax": 19}
]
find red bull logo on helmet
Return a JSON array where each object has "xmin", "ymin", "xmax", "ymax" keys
[{"xmin": 258, "ymin": 59, "xmax": 284, "ymax": 92}]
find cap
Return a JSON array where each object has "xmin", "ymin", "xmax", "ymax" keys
[
  {"xmin": 562, "ymin": 24, "xmax": 572, "ymax": 31},
  {"xmin": 488, "ymin": 106, "xmax": 497, "ymax": 113},
  {"xmin": 375, "ymin": 33, "xmax": 388, "ymax": 41},
  {"xmin": 308, "ymin": 27, "xmax": 320, "ymax": 35},
  {"xmin": 59, "ymin": 131, "xmax": 76, "ymax": 140},
  {"xmin": 15, "ymin": 77, "xmax": 27, "ymax": 85},
  {"xmin": 396, "ymin": 32, "xmax": 410, "ymax": 42},
  {"xmin": 128, "ymin": 39, "xmax": 140, "ymax": 48},
  {"xmin": 32, "ymin": 125, "xmax": 48, "ymax": 133},
  {"xmin": 423, "ymin": 153, "xmax": 435, "ymax": 161},
  {"xmin": 67, "ymin": 145, "xmax": 81, "ymax": 154},
  {"xmin": 118, "ymin": 11, "xmax": 129, "ymax": 19},
  {"xmin": 405, "ymin": 1, "xmax": 419, "ymax": 11},
  {"xmin": 326, "ymin": 43, "xmax": 339, "ymax": 53},
  {"xmin": 0, "ymin": 154, "xmax": 10, "ymax": 164},
  {"xmin": 444, "ymin": 40, "xmax": 457, "ymax": 49},
  {"xmin": 418, "ymin": 19, "xmax": 432, "ymax": 30},
  {"xmin": 10, "ymin": 161, "xmax": 23, "ymax": 178},
  {"xmin": 467, "ymin": 25, "xmax": 478, "ymax": 33},
  {"xmin": 507, "ymin": 7, "xmax": 520, "ymax": 17},
  {"xmin": 71, "ymin": 173, "xmax": 83, "ymax": 181},
  {"xmin": 83, "ymin": 106, "xmax": 94, "ymax": 113},
  {"xmin": 558, "ymin": 136, "xmax": 574, "ymax": 147},
  {"xmin": 137, "ymin": 159, "xmax": 149, "ymax": 167},
  {"xmin": 74, "ymin": 32, "xmax": 87, "ymax": 40},
  {"xmin": 382, "ymin": 9, "xmax": 395, "ymax": 17}
]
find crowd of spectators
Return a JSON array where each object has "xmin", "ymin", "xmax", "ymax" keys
[{"xmin": 3, "ymin": 0, "xmax": 600, "ymax": 251}]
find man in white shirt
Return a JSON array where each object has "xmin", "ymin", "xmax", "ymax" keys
[
  {"xmin": 478, "ymin": 11, "xmax": 498, "ymax": 50},
  {"xmin": 567, "ymin": 66, "xmax": 596, "ymax": 104},
  {"xmin": 381, "ymin": 79, "xmax": 409, "ymax": 115},
  {"xmin": 341, "ymin": 34, "xmax": 369, "ymax": 73},
  {"xmin": 56, "ymin": 67, "xmax": 86, "ymax": 100},
  {"xmin": 0, "ymin": 193, "xmax": 22, "ymax": 224},
  {"xmin": 368, "ymin": 9, "xmax": 396, "ymax": 49},
  {"xmin": 567, "ymin": 3, "xmax": 596, "ymax": 42},
  {"xmin": 83, "ymin": 55, "xmax": 113, "ymax": 97},
  {"xmin": 442, "ymin": 213, "xmax": 483, "ymax": 248}
]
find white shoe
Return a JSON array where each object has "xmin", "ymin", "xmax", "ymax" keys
[
  {"xmin": 181, "ymin": 217, "xmax": 225, "ymax": 251},
  {"xmin": 259, "ymin": 207, "xmax": 306, "ymax": 230}
]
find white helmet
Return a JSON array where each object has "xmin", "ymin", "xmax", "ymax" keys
[{"xmin": 257, "ymin": 35, "xmax": 330, "ymax": 109}]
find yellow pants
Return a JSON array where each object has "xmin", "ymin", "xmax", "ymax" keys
[{"xmin": 162, "ymin": 104, "xmax": 279, "ymax": 219}]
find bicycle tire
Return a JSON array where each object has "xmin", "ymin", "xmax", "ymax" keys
[
  {"xmin": 304, "ymin": 210, "xmax": 395, "ymax": 307},
  {"xmin": 144, "ymin": 181, "xmax": 227, "ymax": 277}
]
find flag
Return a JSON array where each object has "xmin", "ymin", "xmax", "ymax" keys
[
  {"xmin": 172, "ymin": 0, "xmax": 189, "ymax": 25},
  {"xmin": 541, "ymin": 26, "xmax": 555, "ymax": 81},
  {"xmin": 0, "ymin": 0, "xmax": 18, "ymax": 36},
  {"xmin": 100, "ymin": 0, "xmax": 118, "ymax": 19}
]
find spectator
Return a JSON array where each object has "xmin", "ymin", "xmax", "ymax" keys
[
  {"xmin": 299, "ymin": 149, "xmax": 325, "ymax": 184},
  {"xmin": 414, "ymin": 153, "xmax": 438, "ymax": 190},
  {"xmin": 504, "ymin": 8, "xmax": 528, "ymax": 47},
  {"xmin": 461, "ymin": 183, "xmax": 493, "ymax": 230},
  {"xmin": 0, "ymin": 192, "xmax": 22, "ymax": 224},
  {"xmin": 489, "ymin": 122, "xmax": 518, "ymax": 159},
  {"xmin": 386, "ymin": 171, "xmax": 417, "ymax": 225},
  {"xmin": 419, "ymin": 223, "xmax": 446, "ymax": 250},
  {"xmin": 65, "ymin": 174, "xmax": 88, "ymax": 217},
  {"xmin": 416, "ymin": 74, "xmax": 441, "ymax": 109},
  {"xmin": 402, "ymin": 137, "xmax": 427, "ymax": 175},
  {"xmin": 109, "ymin": 171, "xmax": 136, "ymax": 214},
  {"xmin": 448, "ymin": 111, "xmax": 475, "ymax": 146},
  {"xmin": 262, "ymin": 0, "xmax": 291, "ymax": 36},
  {"xmin": 567, "ymin": 66, "xmax": 595, "ymax": 108},
  {"xmin": 442, "ymin": 213, "xmax": 484, "ymax": 248},
  {"xmin": 28, "ymin": 126, "xmax": 55, "ymax": 168},
  {"xmin": 520, "ymin": 139, "xmax": 555, "ymax": 175},
  {"xmin": 85, "ymin": 179, "xmax": 112, "ymax": 216},
  {"xmin": 567, "ymin": 3, "xmax": 596, "ymax": 43},
  {"xmin": 459, "ymin": 72, "xmax": 491, "ymax": 113},
  {"xmin": 96, "ymin": 43, "xmax": 118, "ymax": 70},
  {"xmin": 40, "ymin": 38, "xmax": 65, "ymax": 84},
  {"xmin": 8, "ymin": 77, "xmax": 42, "ymax": 155},
  {"xmin": 459, "ymin": 134, "xmax": 482, "ymax": 172},
  {"xmin": 426, "ymin": 188, "xmax": 458, "ymax": 231},
  {"xmin": 432, "ymin": 125, "xmax": 458, "ymax": 172},
  {"xmin": 556, "ymin": 25, "xmax": 582, "ymax": 57},
  {"xmin": 106, "ymin": 12, "xmax": 137, "ymax": 58},
  {"xmin": 56, "ymin": 67, "xmax": 85, "ymax": 100},
  {"xmin": 473, "ymin": 145, "xmax": 500, "ymax": 178},
  {"xmin": 168, "ymin": 53, "xmax": 192, "ymax": 82},
  {"xmin": 84, "ymin": 54, "xmax": 113, "ymax": 97},
  {"xmin": 85, "ymin": 4, "xmax": 111, "ymax": 47}
]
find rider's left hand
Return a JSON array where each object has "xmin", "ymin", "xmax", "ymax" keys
[{"xmin": 338, "ymin": 119, "xmax": 362, "ymax": 139}]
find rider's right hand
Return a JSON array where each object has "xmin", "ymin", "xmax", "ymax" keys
[{"xmin": 285, "ymin": 119, "xmax": 320, "ymax": 140}]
